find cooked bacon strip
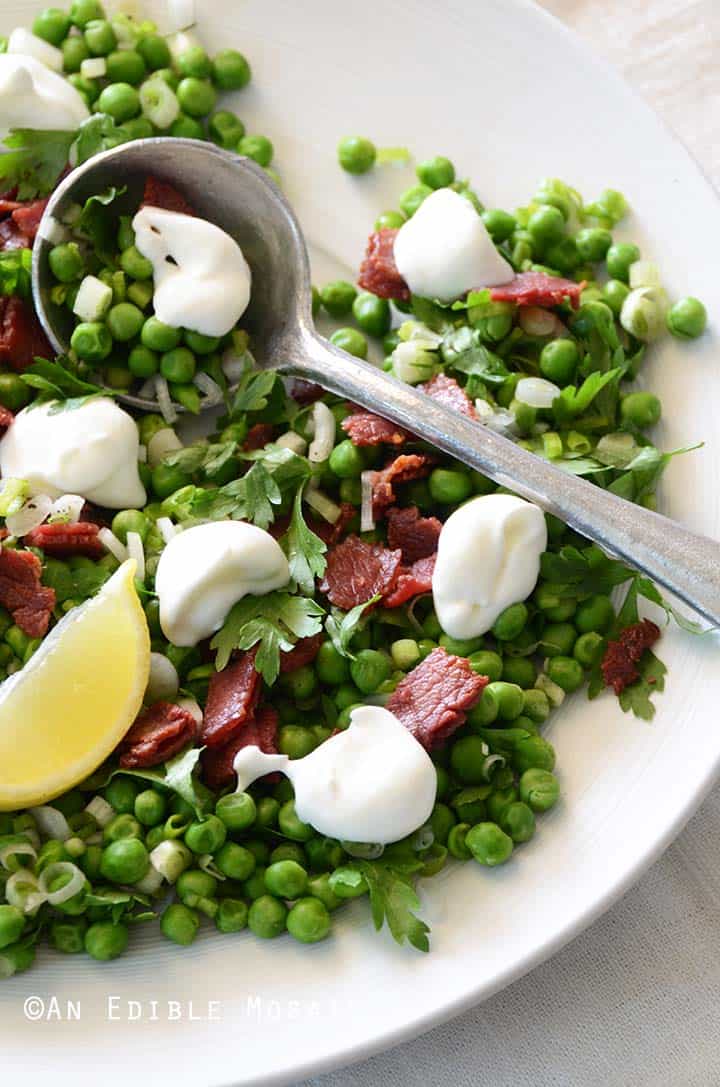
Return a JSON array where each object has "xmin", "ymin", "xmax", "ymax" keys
[
  {"xmin": 601, "ymin": 619, "xmax": 661, "ymax": 695},
  {"xmin": 11, "ymin": 198, "xmax": 49, "ymax": 242},
  {"xmin": 342, "ymin": 411, "xmax": 409, "ymax": 447},
  {"xmin": 0, "ymin": 548, "xmax": 55, "ymax": 638},
  {"xmin": 201, "ymin": 648, "xmax": 262, "ymax": 747},
  {"xmin": 118, "ymin": 701, "xmax": 197, "ymax": 769},
  {"xmin": 0, "ymin": 405, "xmax": 13, "ymax": 434},
  {"xmin": 358, "ymin": 228, "xmax": 410, "ymax": 301},
  {"xmin": 386, "ymin": 648, "xmax": 487, "ymax": 750},
  {"xmin": 24, "ymin": 521, "xmax": 104, "ymax": 558},
  {"xmin": 372, "ymin": 453, "xmax": 434, "ymax": 517},
  {"xmin": 319, "ymin": 535, "xmax": 402, "ymax": 610},
  {"xmin": 201, "ymin": 705, "xmax": 279, "ymax": 791},
  {"xmin": 420, "ymin": 372, "xmax": 476, "ymax": 418},
  {"xmin": 279, "ymin": 633, "xmax": 324, "ymax": 673},
  {"xmin": 488, "ymin": 270, "xmax": 583, "ymax": 309},
  {"xmin": 383, "ymin": 553, "xmax": 436, "ymax": 609},
  {"xmin": 0, "ymin": 296, "xmax": 53, "ymax": 371},
  {"xmin": 242, "ymin": 422, "xmax": 275, "ymax": 451},
  {"xmin": 142, "ymin": 176, "xmax": 196, "ymax": 215},
  {"xmin": 386, "ymin": 505, "xmax": 441, "ymax": 564}
]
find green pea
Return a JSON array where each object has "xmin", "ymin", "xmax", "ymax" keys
[
  {"xmin": 33, "ymin": 7, "xmax": 72, "ymax": 44},
  {"xmin": 215, "ymin": 792, "xmax": 256, "ymax": 832},
  {"xmin": 170, "ymin": 114, "xmax": 205, "ymax": 139},
  {"xmin": 390, "ymin": 638, "xmax": 421, "ymax": 671},
  {"xmin": 84, "ymin": 921, "xmax": 128, "ymax": 961},
  {"xmin": 150, "ymin": 463, "xmax": 190, "ymax": 499},
  {"xmin": 240, "ymin": 866, "xmax": 266, "ymax": 901},
  {"xmin": 315, "ymin": 641, "xmax": 350, "ymax": 685},
  {"xmin": 328, "ymin": 867, "xmax": 368, "ymax": 899},
  {"xmin": 438, "ymin": 634, "xmax": 483, "ymax": 656},
  {"xmin": 104, "ymin": 776, "xmax": 140, "ymax": 813},
  {"xmin": 213, "ymin": 842, "xmax": 255, "ymax": 882},
  {"xmin": 84, "ymin": 18, "xmax": 116, "ymax": 55},
  {"xmin": 238, "ymin": 134, "xmax": 274, "ymax": 167},
  {"xmin": 128, "ymin": 344, "xmax": 159, "ymax": 378},
  {"xmin": 141, "ymin": 316, "xmax": 181, "ymax": 351},
  {"xmin": 160, "ymin": 346, "xmax": 196, "ymax": 384},
  {"xmin": 429, "ymin": 467, "xmax": 472, "ymax": 504},
  {"xmin": 337, "ymin": 135, "xmax": 376, "ymax": 174},
  {"xmin": 134, "ymin": 789, "xmax": 166, "ymax": 827},
  {"xmin": 429, "ymin": 802, "xmax": 456, "ymax": 846},
  {"xmin": 542, "ymin": 622, "xmax": 577, "ymax": 657},
  {"xmin": 102, "ymin": 811, "xmax": 143, "ymax": 843},
  {"xmin": 120, "ymin": 244, "xmax": 153, "ymax": 279},
  {"xmin": 466, "ymin": 822, "xmax": 513, "ymax": 866},
  {"xmin": 117, "ymin": 116, "xmax": 154, "ymax": 143},
  {"xmin": 573, "ymin": 631, "xmax": 604, "ymax": 667},
  {"xmin": 448, "ymin": 736, "xmax": 488, "ymax": 785},
  {"xmin": 0, "ymin": 373, "xmax": 30, "ymax": 412},
  {"xmin": 100, "ymin": 838, "xmax": 149, "ymax": 883},
  {"xmin": 278, "ymin": 800, "xmax": 313, "ymax": 843},
  {"xmin": 485, "ymin": 681, "xmax": 524, "ymax": 721},
  {"xmin": 307, "ymin": 873, "xmax": 342, "ymax": 911},
  {"xmin": 468, "ymin": 650, "xmax": 503, "ymax": 682},
  {"xmin": 498, "ymin": 801, "xmax": 534, "ymax": 843},
  {"xmin": 215, "ymin": 898, "xmax": 248, "ymax": 934},
  {"xmin": 350, "ymin": 648, "xmax": 392, "ymax": 694},
  {"xmin": 620, "ymin": 391, "xmax": 661, "ymax": 429},
  {"xmin": 375, "ymin": 210, "xmax": 405, "ymax": 230},
  {"xmin": 176, "ymin": 45, "xmax": 212, "ymax": 78},
  {"xmin": 399, "ymin": 183, "xmax": 432, "ymax": 218},
  {"xmin": 255, "ymin": 797, "xmax": 280, "ymax": 831},
  {"xmin": 527, "ymin": 205, "xmax": 565, "ymax": 247},
  {"xmin": 319, "ymin": 280, "xmax": 357, "ymax": 318},
  {"xmin": 444, "ymin": 822, "xmax": 470, "ymax": 860},
  {"xmin": 490, "ymin": 603, "xmax": 527, "ymax": 642},
  {"xmin": 522, "ymin": 688, "xmax": 550, "ymax": 724},
  {"xmin": 539, "ymin": 338, "xmax": 578, "ymax": 384},
  {"xmin": 513, "ymin": 735, "xmax": 556, "ymax": 774},
  {"xmin": 544, "ymin": 237, "xmax": 581, "ymax": 274},
  {"xmin": 481, "ymin": 208, "xmax": 516, "ymax": 243},
  {"xmin": 264, "ymin": 859, "xmax": 308, "ymax": 899},
  {"xmin": 206, "ymin": 108, "xmax": 244, "ymax": 148},
  {"xmin": 665, "ymin": 296, "xmax": 707, "ymax": 339},
  {"xmin": 546, "ymin": 655, "xmax": 584, "ymax": 693},
  {"xmin": 517, "ymin": 769, "xmax": 559, "ymax": 813},
  {"xmin": 211, "ymin": 48, "xmax": 251, "ymax": 91},
  {"xmin": 248, "ymin": 894, "xmax": 287, "ymax": 938},
  {"xmin": 574, "ymin": 594, "xmax": 614, "ymax": 634},
  {"xmin": 50, "ymin": 917, "xmax": 87, "ymax": 954},
  {"xmin": 278, "ymin": 725, "xmax": 317, "ymax": 760},
  {"xmin": 304, "ymin": 837, "xmax": 343, "ymax": 872},
  {"xmin": 106, "ymin": 301, "xmax": 144, "ymax": 342},
  {"xmin": 161, "ymin": 903, "xmax": 199, "ymax": 946},
  {"xmin": 602, "ymin": 278, "xmax": 630, "ymax": 315},
  {"xmin": 97, "ymin": 81, "xmax": 140, "ymax": 122},
  {"xmin": 177, "ymin": 76, "xmax": 217, "ymax": 117},
  {"xmin": 0, "ymin": 905, "xmax": 24, "ymax": 950},
  {"xmin": 49, "ymin": 242, "xmax": 85, "ymax": 283},
  {"xmin": 352, "ymin": 291, "xmax": 391, "ymax": 337},
  {"xmin": 184, "ymin": 815, "xmax": 227, "ymax": 855},
  {"xmin": 500, "ymin": 656, "xmax": 536, "ymax": 689},
  {"xmin": 69, "ymin": 0, "xmax": 104, "ymax": 25},
  {"xmin": 105, "ymin": 48, "xmax": 147, "ymax": 84},
  {"xmin": 575, "ymin": 227, "xmax": 612, "ymax": 263},
  {"xmin": 416, "ymin": 155, "xmax": 455, "ymax": 189},
  {"xmin": 62, "ymin": 35, "xmax": 90, "ymax": 71},
  {"xmin": 286, "ymin": 897, "xmax": 330, "ymax": 944},
  {"xmin": 467, "ymin": 685, "xmax": 500, "ymax": 728},
  {"xmin": 330, "ymin": 327, "xmax": 368, "ymax": 358},
  {"xmin": 177, "ymin": 869, "xmax": 217, "ymax": 904},
  {"xmin": 606, "ymin": 242, "xmax": 641, "ymax": 282},
  {"xmin": 137, "ymin": 32, "xmax": 171, "ymax": 70}
]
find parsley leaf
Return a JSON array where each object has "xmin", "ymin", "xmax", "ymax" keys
[
  {"xmin": 76, "ymin": 185, "xmax": 126, "ymax": 263},
  {"xmin": 99, "ymin": 747, "xmax": 211, "ymax": 818},
  {"xmin": 162, "ymin": 439, "xmax": 238, "ymax": 478},
  {"xmin": 325, "ymin": 595, "xmax": 380, "ymax": 660},
  {"xmin": 540, "ymin": 545, "xmax": 634, "ymax": 600},
  {"xmin": 20, "ymin": 357, "xmax": 109, "ymax": 406},
  {"xmin": 441, "ymin": 326, "xmax": 509, "ymax": 386},
  {"xmin": 618, "ymin": 651, "xmax": 667, "ymax": 721},
  {"xmin": 552, "ymin": 367, "xmax": 622, "ymax": 423},
  {"xmin": 191, "ymin": 446, "xmax": 310, "ymax": 528},
  {"xmin": 283, "ymin": 486, "xmax": 327, "ymax": 596},
  {"xmin": 0, "ymin": 128, "xmax": 75, "ymax": 199},
  {"xmin": 0, "ymin": 248, "xmax": 32, "ymax": 298},
  {"xmin": 211, "ymin": 591, "xmax": 324, "ymax": 683},
  {"xmin": 351, "ymin": 859, "xmax": 430, "ymax": 952},
  {"xmin": 74, "ymin": 113, "xmax": 119, "ymax": 165},
  {"xmin": 231, "ymin": 367, "xmax": 279, "ymax": 415},
  {"xmin": 410, "ymin": 296, "xmax": 454, "ymax": 334}
]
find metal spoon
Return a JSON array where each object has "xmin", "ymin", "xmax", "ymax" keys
[{"xmin": 32, "ymin": 137, "xmax": 720, "ymax": 626}]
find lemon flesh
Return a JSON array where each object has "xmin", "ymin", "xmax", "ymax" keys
[{"xmin": 0, "ymin": 560, "xmax": 150, "ymax": 811}]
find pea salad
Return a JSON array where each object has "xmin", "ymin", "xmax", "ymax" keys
[{"xmin": 0, "ymin": 0, "xmax": 710, "ymax": 979}]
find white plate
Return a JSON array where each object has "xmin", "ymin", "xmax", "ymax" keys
[{"xmin": 2, "ymin": 1, "xmax": 720, "ymax": 1083}]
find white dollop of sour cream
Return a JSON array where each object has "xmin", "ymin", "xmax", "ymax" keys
[
  {"xmin": 0, "ymin": 54, "xmax": 89, "ymax": 136},
  {"xmin": 132, "ymin": 206, "xmax": 252, "ymax": 337},
  {"xmin": 233, "ymin": 706, "xmax": 437, "ymax": 844},
  {"xmin": 432, "ymin": 494, "xmax": 547, "ymax": 639},
  {"xmin": 154, "ymin": 521, "xmax": 290, "ymax": 647},
  {"xmin": 393, "ymin": 187, "xmax": 514, "ymax": 303},
  {"xmin": 0, "ymin": 398, "xmax": 146, "ymax": 510}
]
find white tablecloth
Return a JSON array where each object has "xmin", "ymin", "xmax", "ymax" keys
[{"xmin": 305, "ymin": 4, "xmax": 720, "ymax": 1083}]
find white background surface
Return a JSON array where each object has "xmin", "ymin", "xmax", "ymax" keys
[{"xmin": 304, "ymin": 2, "xmax": 720, "ymax": 1085}]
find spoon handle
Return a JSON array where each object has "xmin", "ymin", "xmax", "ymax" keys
[{"xmin": 281, "ymin": 329, "xmax": 720, "ymax": 627}]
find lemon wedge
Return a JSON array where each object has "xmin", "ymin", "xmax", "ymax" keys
[{"xmin": 0, "ymin": 560, "xmax": 150, "ymax": 811}]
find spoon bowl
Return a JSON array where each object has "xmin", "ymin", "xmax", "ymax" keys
[{"xmin": 32, "ymin": 137, "xmax": 720, "ymax": 624}]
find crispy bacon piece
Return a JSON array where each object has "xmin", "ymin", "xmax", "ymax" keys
[
  {"xmin": 601, "ymin": 619, "xmax": 661, "ymax": 695},
  {"xmin": 0, "ymin": 548, "xmax": 55, "ymax": 638},
  {"xmin": 201, "ymin": 649, "xmax": 262, "ymax": 748},
  {"xmin": 0, "ymin": 405, "xmax": 13, "ymax": 434},
  {"xmin": 386, "ymin": 648, "xmax": 487, "ymax": 750},
  {"xmin": 342, "ymin": 411, "xmax": 410, "ymax": 447},
  {"xmin": 319, "ymin": 535, "xmax": 402, "ymax": 610},
  {"xmin": 24, "ymin": 521, "xmax": 104, "ymax": 558},
  {"xmin": 142, "ymin": 176, "xmax": 196, "ymax": 216},
  {"xmin": 386, "ymin": 505, "xmax": 441, "ymax": 564},
  {"xmin": 358, "ymin": 228, "xmax": 410, "ymax": 302},
  {"xmin": 279, "ymin": 633, "xmax": 324, "ymax": 673},
  {"xmin": 291, "ymin": 379, "xmax": 324, "ymax": 405},
  {"xmin": 201, "ymin": 705, "xmax": 279, "ymax": 791},
  {"xmin": 372, "ymin": 453, "xmax": 434, "ymax": 517},
  {"xmin": 420, "ymin": 372, "xmax": 476, "ymax": 418},
  {"xmin": 0, "ymin": 197, "xmax": 21, "ymax": 215},
  {"xmin": 117, "ymin": 701, "xmax": 197, "ymax": 769},
  {"xmin": 383, "ymin": 553, "xmax": 436, "ymax": 609},
  {"xmin": 242, "ymin": 422, "xmax": 275, "ymax": 452},
  {"xmin": 0, "ymin": 296, "xmax": 53, "ymax": 371},
  {"xmin": 11, "ymin": 198, "xmax": 49, "ymax": 242},
  {"xmin": 488, "ymin": 271, "xmax": 583, "ymax": 310}
]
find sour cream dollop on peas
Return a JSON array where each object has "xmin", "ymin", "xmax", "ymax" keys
[
  {"xmin": 132, "ymin": 206, "xmax": 252, "ymax": 338},
  {"xmin": 0, "ymin": 398, "xmax": 146, "ymax": 510},
  {"xmin": 0, "ymin": 54, "xmax": 89, "ymax": 137},
  {"xmin": 233, "ymin": 706, "xmax": 437, "ymax": 844},
  {"xmin": 393, "ymin": 187, "xmax": 514, "ymax": 303},
  {"xmin": 154, "ymin": 521, "xmax": 290, "ymax": 647},
  {"xmin": 432, "ymin": 494, "xmax": 547, "ymax": 638}
]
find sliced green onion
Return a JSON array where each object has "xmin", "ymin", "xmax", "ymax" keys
[
  {"xmin": 595, "ymin": 432, "xmax": 637, "ymax": 468},
  {"xmin": 391, "ymin": 341, "xmax": 437, "ymax": 384},
  {"xmin": 84, "ymin": 795, "xmax": 115, "ymax": 828},
  {"xmin": 542, "ymin": 431, "xmax": 563, "ymax": 459},
  {"xmin": 38, "ymin": 861, "xmax": 85, "ymax": 905},
  {"xmin": 305, "ymin": 483, "xmax": 342, "ymax": 524},
  {"xmin": 535, "ymin": 672, "xmax": 566, "ymax": 707},
  {"xmin": 139, "ymin": 77, "xmax": 180, "ymax": 130},
  {"xmin": 566, "ymin": 430, "xmax": 592, "ymax": 454},
  {"xmin": 73, "ymin": 275, "xmax": 113, "ymax": 322},
  {"xmin": 5, "ymin": 870, "xmax": 45, "ymax": 914},
  {"xmin": 620, "ymin": 287, "xmax": 667, "ymax": 342},
  {"xmin": 149, "ymin": 840, "xmax": 192, "ymax": 883},
  {"xmin": 0, "ymin": 840, "xmax": 37, "ymax": 871},
  {"xmin": 29, "ymin": 806, "xmax": 71, "ymax": 842},
  {"xmin": 628, "ymin": 260, "xmax": 662, "ymax": 290},
  {"xmin": 0, "ymin": 478, "xmax": 29, "ymax": 518}
]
